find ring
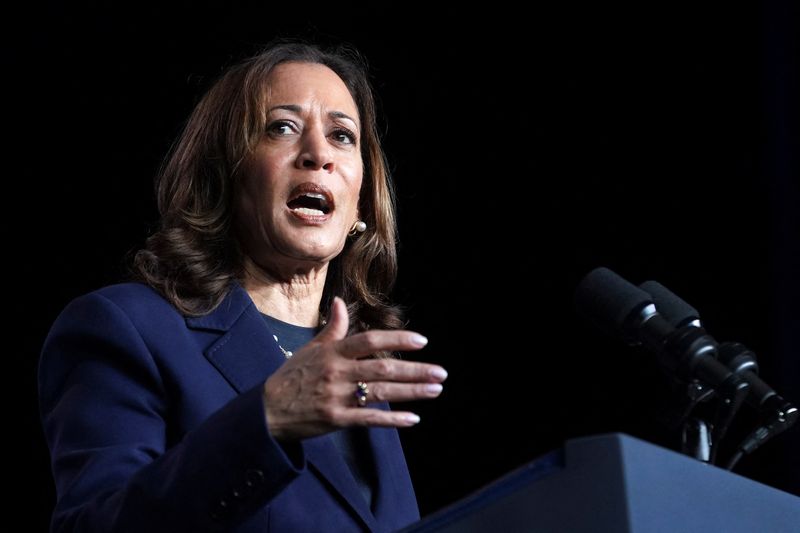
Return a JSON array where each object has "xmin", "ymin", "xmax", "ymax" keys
[{"xmin": 355, "ymin": 381, "xmax": 369, "ymax": 407}]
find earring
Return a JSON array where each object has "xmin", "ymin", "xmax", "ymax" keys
[{"xmin": 349, "ymin": 220, "xmax": 367, "ymax": 235}]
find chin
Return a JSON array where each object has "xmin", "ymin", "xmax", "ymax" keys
[{"xmin": 286, "ymin": 241, "xmax": 346, "ymax": 265}]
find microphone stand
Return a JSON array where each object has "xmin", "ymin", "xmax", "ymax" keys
[
  {"xmin": 707, "ymin": 376, "xmax": 750, "ymax": 465},
  {"xmin": 682, "ymin": 418, "xmax": 712, "ymax": 462},
  {"xmin": 678, "ymin": 381, "xmax": 715, "ymax": 462},
  {"xmin": 659, "ymin": 325, "xmax": 750, "ymax": 465}
]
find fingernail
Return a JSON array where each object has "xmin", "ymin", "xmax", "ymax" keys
[
  {"xmin": 411, "ymin": 334, "xmax": 428, "ymax": 347},
  {"xmin": 425, "ymin": 383, "xmax": 443, "ymax": 395},
  {"xmin": 430, "ymin": 367, "xmax": 448, "ymax": 380},
  {"xmin": 405, "ymin": 414, "xmax": 421, "ymax": 424}
]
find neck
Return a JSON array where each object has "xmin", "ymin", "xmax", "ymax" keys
[{"xmin": 240, "ymin": 255, "xmax": 328, "ymax": 327}]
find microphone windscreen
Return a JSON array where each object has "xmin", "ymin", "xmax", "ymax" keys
[
  {"xmin": 574, "ymin": 267, "xmax": 652, "ymax": 336},
  {"xmin": 640, "ymin": 280, "xmax": 700, "ymax": 328}
]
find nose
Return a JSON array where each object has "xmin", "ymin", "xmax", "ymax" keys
[{"xmin": 295, "ymin": 128, "xmax": 335, "ymax": 172}]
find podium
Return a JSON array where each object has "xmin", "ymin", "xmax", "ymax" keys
[{"xmin": 400, "ymin": 433, "xmax": 800, "ymax": 532}]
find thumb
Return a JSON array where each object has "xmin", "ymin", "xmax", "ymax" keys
[{"xmin": 315, "ymin": 296, "xmax": 349, "ymax": 342}]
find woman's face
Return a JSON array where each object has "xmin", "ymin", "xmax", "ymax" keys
[{"xmin": 235, "ymin": 61, "xmax": 364, "ymax": 273}]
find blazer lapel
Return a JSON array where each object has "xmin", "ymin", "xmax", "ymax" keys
[
  {"xmin": 186, "ymin": 284, "xmax": 285, "ymax": 394},
  {"xmin": 304, "ymin": 434, "xmax": 378, "ymax": 531},
  {"xmin": 366, "ymin": 404, "xmax": 418, "ymax": 523}
]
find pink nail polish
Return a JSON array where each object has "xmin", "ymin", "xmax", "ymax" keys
[
  {"xmin": 425, "ymin": 383, "xmax": 443, "ymax": 394},
  {"xmin": 411, "ymin": 334, "xmax": 428, "ymax": 347},
  {"xmin": 430, "ymin": 367, "xmax": 448, "ymax": 380}
]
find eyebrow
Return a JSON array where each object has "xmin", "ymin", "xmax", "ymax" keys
[{"xmin": 268, "ymin": 105, "xmax": 359, "ymax": 129}]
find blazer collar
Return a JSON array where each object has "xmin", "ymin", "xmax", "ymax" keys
[
  {"xmin": 187, "ymin": 282, "xmax": 286, "ymax": 394},
  {"xmin": 184, "ymin": 282, "xmax": 254, "ymax": 333}
]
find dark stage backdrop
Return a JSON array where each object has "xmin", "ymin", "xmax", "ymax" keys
[{"xmin": 10, "ymin": 2, "xmax": 798, "ymax": 530}]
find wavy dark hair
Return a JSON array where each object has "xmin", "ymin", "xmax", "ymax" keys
[{"xmin": 133, "ymin": 41, "xmax": 403, "ymax": 342}]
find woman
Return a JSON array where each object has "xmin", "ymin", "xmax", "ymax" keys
[{"xmin": 39, "ymin": 41, "xmax": 447, "ymax": 532}]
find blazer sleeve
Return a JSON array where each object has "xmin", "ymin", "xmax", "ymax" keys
[{"xmin": 39, "ymin": 291, "xmax": 305, "ymax": 533}]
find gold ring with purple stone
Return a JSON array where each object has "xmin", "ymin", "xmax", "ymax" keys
[{"xmin": 355, "ymin": 381, "xmax": 369, "ymax": 407}]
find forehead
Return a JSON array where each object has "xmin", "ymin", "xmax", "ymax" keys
[{"xmin": 265, "ymin": 62, "xmax": 359, "ymax": 119}]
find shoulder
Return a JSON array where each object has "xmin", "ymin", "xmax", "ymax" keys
[
  {"xmin": 57, "ymin": 282, "xmax": 182, "ymax": 328},
  {"xmin": 44, "ymin": 283, "xmax": 193, "ymax": 358},
  {"xmin": 47, "ymin": 280, "xmax": 254, "ymax": 348},
  {"xmin": 92, "ymin": 282, "xmax": 179, "ymax": 318},
  {"xmin": 52, "ymin": 281, "xmax": 254, "ymax": 338},
  {"xmin": 39, "ymin": 282, "xmax": 182, "ymax": 408}
]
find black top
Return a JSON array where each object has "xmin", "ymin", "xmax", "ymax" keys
[{"xmin": 260, "ymin": 313, "xmax": 376, "ymax": 511}]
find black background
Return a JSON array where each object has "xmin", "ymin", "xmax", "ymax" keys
[{"xmin": 9, "ymin": 2, "xmax": 799, "ymax": 530}]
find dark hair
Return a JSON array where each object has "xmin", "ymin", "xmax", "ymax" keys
[{"xmin": 133, "ymin": 41, "xmax": 403, "ymax": 343}]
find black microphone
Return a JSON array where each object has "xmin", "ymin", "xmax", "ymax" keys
[
  {"xmin": 638, "ymin": 280, "xmax": 701, "ymax": 329},
  {"xmin": 640, "ymin": 281, "xmax": 797, "ymax": 418},
  {"xmin": 639, "ymin": 280, "xmax": 799, "ymax": 460},
  {"xmin": 575, "ymin": 267, "xmax": 747, "ymax": 390},
  {"xmin": 575, "ymin": 267, "xmax": 750, "ymax": 464}
]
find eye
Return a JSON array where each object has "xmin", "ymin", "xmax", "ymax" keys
[
  {"xmin": 266, "ymin": 120, "xmax": 297, "ymax": 137},
  {"xmin": 331, "ymin": 128, "xmax": 357, "ymax": 145}
]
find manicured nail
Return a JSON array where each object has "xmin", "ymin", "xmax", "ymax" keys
[
  {"xmin": 411, "ymin": 334, "xmax": 428, "ymax": 347},
  {"xmin": 405, "ymin": 414, "xmax": 421, "ymax": 424},
  {"xmin": 430, "ymin": 367, "xmax": 448, "ymax": 380},
  {"xmin": 425, "ymin": 383, "xmax": 443, "ymax": 395}
]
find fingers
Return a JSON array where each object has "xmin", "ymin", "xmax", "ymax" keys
[
  {"xmin": 354, "ymin": 358, "xmax": 448, "ymax": 384},
  {"xmin": 317, "ymin": 378, "xmax": 442, "ymax": 429},
  {"xmin": 336, "ymin": 329, "xmax": 430, "ymax": 359},
  {"xmin": 336, "ymin": 379, "xmax": 443, "ymax": 410},
  {"xmin": 364, "ymin": 381, "xmax": 444, "ymax": 403},
  {"xmin": 337, "ymin": 408, "xmax": 422, "ymax": 428},
  {"xmin": 287, "ymin": 298, "xmax": 446, "ymax": 432},
  {"xmin": 313, "ymin": 297, "xmax": 429, "ymax": 360}
]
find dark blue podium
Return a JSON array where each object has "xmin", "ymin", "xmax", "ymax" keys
[{"xmin": 400, "ymin": 433, "xmax": 800, "ymax": 532}]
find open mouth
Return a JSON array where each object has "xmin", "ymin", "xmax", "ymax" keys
[{"xmin": 287, "ymin": 183, "xmax": 334, "ymax": 216}]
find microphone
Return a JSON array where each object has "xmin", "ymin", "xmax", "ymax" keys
[
  {"xmin": 639, "ymin": 280, "xmax": 798, "ymax": 465},
  {"xmin": 575, "ymin": 267, "xmax": 750, "ymax": 463},
  {"xmin": 638, "ymin": 280, "xmax": 701, "ymax": 329},
  {"xmin": 575, "ymin": 267, "xmax": 747, "ymax": 390},
  {"xmin": 639, "ymin": 280, "xmax": 797, "ymax": 417}
]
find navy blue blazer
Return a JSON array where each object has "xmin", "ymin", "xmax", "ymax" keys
[{"xmin": 39, "ymin": 282, "xmax": 420, "ymax": 532}]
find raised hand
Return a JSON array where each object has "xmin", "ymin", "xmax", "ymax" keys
[{"xmin": 262, "ymin": 297, "xmax": 447, "ymax": 441}]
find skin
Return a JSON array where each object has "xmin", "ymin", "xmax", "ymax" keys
[{"xmin": 234, "ymin": 62, "xmax": 447, "ymax": 441}]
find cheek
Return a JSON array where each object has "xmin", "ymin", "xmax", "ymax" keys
[
  {"xmin": 241, "ymin": 160, "xmax": 283, "ymax": 207},
  {"xmin": 243, "ymin": 145, "xmax": 291, "ymax": 192},
  {"xmin": 236, "ymin": 179, "xmax": 262, "ymax": 219},
  {"xmin": 235, "ymin": 172, "xmax": 280, "ymax": 236},
  {"xmin": 233, "ymin": 183, "xmax": 260, "ymax": 242},
  {"xmin": 342, "ymin": 162, "xmax": 364, "ymax": 214}
]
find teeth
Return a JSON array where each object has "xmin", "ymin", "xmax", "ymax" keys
[
  {"xmin": 292, "ymin": 207, "xmax": 325, "ymax": 216},
  {"xmin": 303, "ymin": 193, "xmax": 326, "ymax": 201}
]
